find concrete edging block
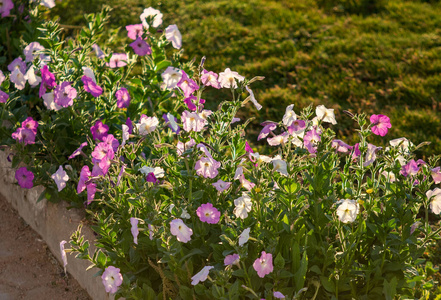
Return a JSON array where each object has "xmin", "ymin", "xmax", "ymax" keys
[{"xmin": 0, "ymin": 150, "xmax": 113, "ymax": 300}]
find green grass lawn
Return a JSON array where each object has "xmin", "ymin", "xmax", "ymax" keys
[{"xmin": 50, "ymin": 0, "xmax": 441, "ymax": 156}]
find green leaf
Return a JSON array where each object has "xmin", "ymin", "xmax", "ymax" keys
[
  {"xmin": 155, "ymin": 60, "xmax": 171, "ymax": 71},
  {"xmin": 383, "ymin": 277, "xmax": 397, "ymax": 300},
  {"xmin": 320, "ymin": 275, "xmax": 335, "ymax": 293},
  {"xmin": 232, "ymin": 269, "xmax": 245, "ymax": 278},
  {"xmin": 179, "ymin": 285, "xmax": 193, "ymax": 300},
  {"xmin": 294, "ymin": 252, "xmax": 308, "ymax": 291}
]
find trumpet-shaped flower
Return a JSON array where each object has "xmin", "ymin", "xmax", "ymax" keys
[
  {"xmin": 218, "ymin": 68, "xmax": 244, "ymax": 89},
  {"xmin": 92, "ymin": 44, "xmax": 105, "ymax": 59},
  {"xmin": 400, "ymin": 159, "xmax": 419, "ymax": 177},
  {"xmin": 196, "ymin": 203, "xmax": 220, "ymax": 224},
  {"xmin": 177, "ymin": 138, "xmax": 196, "ymax": 156},
  {"xmin": 69, "ymin": 142, "xmax": 87, "ymax": 160},
  {"xmin": 0, "ymin": 0, "xmax": 14, "ymax": 17},
  {"xmin": 183, "ymin": 95, "xmax": 197, "ymax": 111},
  {"xmin": 10, "ymin": 68, "xmax": 26, "ymax": 90},
  {"xmin": 130, "ymin": 217, "xmax": 139, "ymax": 244},
  {"xmin": 86, "ymin": 183, "xmax": 97, "ymax": 205},
  {"xmin": 282, "ymin": 104, "xmax": 296, "ymax": 126},
  {"xmin": 170, "ymin": 219, "xmax": 193, "ymax": 243},
  {"xmin": 126, "ymin": 24, "xmax": 144, "ymax": 40},
  {"xmin": 77, "ymin": 165, "xmax": 91, "ymax": 194},
  {"xmin": 8, "ymin": 57, "xmax": 26, "ymax": 74},
  {"xmin": 161, "ymin": 67, "xmax": 182, "ymax": 89},
  {"xmin": 178, "ymin": 71, "xmax": 199, "ymax": 98},
  {"xmin": 316, "ymin": 105, "xmax": 337, "ymax": 125},
  {"xmin": 39, "ymin": 65, "xmax": 57, "ymax": 97},
  {"xmin": 15, "ymin": 167, "xmax": 34, "ymax": 189},
  {"xmin": 249, "ymin": 152, "xmax": 272, "ymax": 164},
  {"xmin": 23, "ymin": 42, "xmax": 45, "ymax": 62},
  {"xmin": 165, "ymin": 24, "xmax": 182, "ymax": 49},
  {"xmin": 51, "ymin": 165, "xmax": 69, "ymax": 192},
  {"xmin": 370, "ymin": 114, "xmax": 391, "ymax": 136},
  {"xmin": 238, "ymin": 227, "xmax": 250, "ymax": 246},
  {"xmin": 139, "ymin": 166, "xmax": 165, "ymax": 178},
  {"xmin": 140, "ymin": 7, "xmax": 163, "ymax": 29},
  {"xmin": 201, "ymin": 70, "xmax": 220, "ymax": 89},
  {"xmin": 212, "ymin": 179, "xmax": 232, "ymax": 192},
  {"xmin": 0, "ymin": 70, "xmax": 5, "ymax": 85},
  {"xmin": 163, "ymin": 112, "xmax": 180, "ymax": 134},
  {"xmin": 274, "ymin": 292, "xmax": 285, "ymax": 299},
  {"xmin": 304, "ymin": 129, "xmax": 321, "ymax": 154},
  {"xmin": 258, "ymin": 122, "xmax": 277, "ymax": 141},
  {"xmin": 253, "ymin": 251, "xmax": 273, "ymax": 278},
  {"xmin": 0, "ymin": 90, "xmax": 9, "ymax": 103},
  {"xmin": 101, "ymin": 266, "xmax": 123, "ymax": 294},
  {"xmin": 82, "ymin": 67, "xmax": 96, "ymax": 83},
  {"xmin": 137, "ymin": 115, "xmax": 159, "ymax": 135},
  {"xmin": 22, "ymin": 117, "xmax": 38, "ymax": 134},
  {"xmin": 272, "ymin": 155, "xmax": 288, "ymax": 176},
  {"xmin": 332, "ymin": 139, "xmax": 353, "ymax": 154},
  {"xmin": 129, "ymin": 37, "xmax": 152, "ymax": 56},
  {"xmin": 389, "ymin": 137, "xmax": 412, "ymax": 152},
  {"xmin": 107, "ymin": 53, "xmax": 127, "ymax": 68},
  {"xmin": 116, "ymin": 87, "xmax": 131, "ymax": 108},
  {"xmin": 233, "ymin": 193, "xmax": 252, "ymax": 219},
  {"xmin": 431, "ymin": 167, "xmax": 441, "ymax": 184},
  {"xmin": 267, "ymin": 132, "xmax": 289, "ymax": 146},
  {"xmin": 191, "ymin": 266, "xmax": 214, "ymax": 285},
  {"xmin": 426, "ymin": 188, "xmax": 441, "ymax": 214},
  {"xmin": 90, "ymin": 120, "xmax": 109, "ymax": 141},
  {"xmin": 245, "ymin": 86, "xmax": 262, "ymax": 110},
  {"xmin": 363, "ymin": 144, "xmax": 381, "ymax": 167},
  {"xmin": 182, "ymin": 110, "xmax": 206, "ymax": 132},
  {"xmin": 59, "ymin": 240, "xmax": 68, "ymax": 273},
  {"xmin": 381, "ymin": 170, "xmax": 396, "ymax": 183},
  {"xmin": 54, "ymin": 81, "xmax": 77, "ymax": 107},
  {"xmin": 81, "ymin": 75, "xmax": 103, "ymax": 97},
  {"xmin": 336, "ymin": 199, "xmax": 359, "ymax": 223},
  {"xmin": 24, "ymin": 66, "xmax": 41, "ymax": 88},
  {"xmin": 12, "ymin": 127, "xmax": 35, "ymax": 145},
  {"xmin": 224, "ymin": 254, "xmax": 240, "ymax": 266},
  {"xmin": 195, "ymin": 144, "xmax": 221, "ymax": 179}
]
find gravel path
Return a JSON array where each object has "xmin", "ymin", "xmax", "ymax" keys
[{"xmin": 0, "ymin": 195, "xmax": 90, "ymax": 300}]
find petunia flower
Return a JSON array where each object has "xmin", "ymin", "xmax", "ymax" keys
[
  {"xmin": 274, "ymin": 292, "xmax": 285, "ymax": 299},
  {"xmin": 116, "ymin": 87, "xmax": 131, "ymax": 108},
  {"xmin": 288, "ymin": 119, "xmax": 306, "ymax": 135},
  {"xmin": 69, "ymin": 142, "xmax": 87, "ymax": 160},
  {"xmin": 90, "ymin": 120, "xmax": 109, "ymax": 141},
  {"xmin": 249, "ymin": 152, "xmax": 272, "ymax": 164},
  {"xmin": 196, "ymin": 203, "xmax": 221, "ymax": 224},
  {"xmin": 24, "ymin": 66, "xmax": 41, "ymax": 88},
  {"xmin": 77, "ymin": 165, "xmax": 91, "ymax": 194},
  {"xmin": 351, "ymin": 143, "xmax": 361, "ymax": 160},
  {"xmin": 272, "ymin": 155, "xmax": 288, "ymax": 176},
  {"xmin": 10, "ymin": 68, "xmax": 26, "ymax": 90},
  {"xmin": 0, "ymin": 90, "xmax": 9, "ymax": 103},
  {"xmin": 253, "ymin": 251, "xmax": 273, "ymax": 278},
  {"xmin": 381, "ymin": 170, "xmax": 396, "ymax": 183},
  {"xmin": 258, "ymin": 121, "xmax": 277, "ymax": 140},
  {"xmin": 177, "ymin": 139, "xmax": 196, "ymax": 156},
  {"xmin": 282, "ymin": 104, "xmax": 296, "ymax": 126},
  {"xmin": 336, "ymin": 199, "xmax": 359, "ymax": 223},
  {"xmin": 101, "ymin": 266, "xmax": 123, "ymax": 294},
  {"xmin": 370, "ymin": 114, "xmax": 391, "ymax": 136},
  {"xmin": 191, "ymin": 266, "xmax": 214, "ymax": 285},
  {"xmin": 39, "ymin": 65, "xmax": 57, "ymax": 98},
  {"xmin": 363, "ymin": 144, "xmax": 381, "ymax": 167},
  {"xmin": 201, "ymin": 70, "xmax": 221, "ymax": 89},
  {"xmin": 82, "ymin": 75, "xmax": 103, "ymax": 97},
  {"xmin": 8, "ymin": 57, "xmax": 26, "ymax": 74},
  {"xmin": 178, "ymin": 71, "xmax": 199, "ymax": 98},
  {"xmin": 86, "ymin": 182, "xmax": 97, "ymax": 205},
  {"xmin": 39, "ymin": 0, "xmax": 56, "ymax": 8},
  {"xmin": 165, "ymin": 24, "xmax": 182, "ymax": 49},
  {"xmin": 106, "ymin": 53, "xmax": 128, "ymax": 68},
  {"xmin": 238, "ymin": 227, "xmax": 250, "ymax": 246},
  {"xmin": 130, "ymin": 217, "xmax": 139, "ymax": 244},
  {"xmin": 92, "ymin": 44, "xmax": 105, "ymax": 59},
  {"xmin": 233, "ymin": 193, "xmax": 252, "ymax": 219},
  {"xmin": 129, "ymin": 37, "xmax": 152, "ymax": 56},
  {"xmin": 212, "ymin": 179, "xmax": 232, "ymax": 192},
  {"xmin": 161, "ymin": 67, "xmax": 182, "ymax": 89},
  {"xmin": 331, "ymin": 139, "xmax": 353, "ymax": 154},
  {"xmin": 218, "ymin": 68, "xmax": 244, "ymax": 89},
  {"xmin": 389, "ymin": 137, "xmax": 412, "ymax": 153},
  {"xmin": 426, "ymin": 188, "xmax": 441, "ymax": 214},
  {"xmin": 59, "ymin": 240, "xmax": 68, "ymax": 273},
  {"xmin": 12, "ymin": 127, "xmax": 35, "ymax": 145},
  {"xmin": 182, "ymin": 110, "xmax": 206, "ymax": 132},
  {"xmin": 162, "ymin": 112, "xmax": 180, "ymax": 134},
  {"xmin": 121, "ymin": 125, "xmax": 130, "ymax": 146},
  {"xmin": 224, "ymin": 254, "xmax": 240, "ymax": 266},
  {"xmin": 126, "ymin": 24, "xmax": 144, "ymax": 40},
  {"xmin": 267, "ymin": 132, "xmax": 289, "ymax": 147},
  {"xmin": 15, "ymin": 167, "xmax": 34, "ymax": 189},
  {"xmin": 0, "ymin": 0, "xmax": 14, "ymax": 17},
  {"xmin": 54, "ymin": 81, "xmax": 77, "ymax": 107},
  {"xmin": 400, "ymin": 159, "xmax": 419, "ymax": 177},
  {"xmin": 245, "ymin": 86, "xmax": 262, "ymax": 110},
  {"xmin": 431, "ymin": 167, "xmax": 441, "ymax": 184},
  {"xmin": 23, "ymin": 42, "xmax": 45, "ymax": 62},
  {"xmin": 183, "ymin": 95, "xmax": 197, "ymax": 111},
  {"xmin": 137, "ymin": 115, "xmax": 159, "ymax": 135},
  {"xmin": 316, "ymin": 105, "xmax": 337, "ymax": 125},
  {"xmin": 140, "ymin": 7, "xmax": 163, "ymax": 29},
  {"xmin": 0, "ymin": 70, "xmax": 5, "ymax": 85},
  {"xmin": 22, "ymin": 117, "xmax": 38, "ymax": 134},
  {"xmin": 139, "ymin": 166, "xmax": 165, "ymax": 178},
  {"xmin": 51, "ymin": 165, "xmax": 69, "ymax": 192},
  {"xmin": 170, "ymin": 218, "xmax": 193, "ymax": 243}
]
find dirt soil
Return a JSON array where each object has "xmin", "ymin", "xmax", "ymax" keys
[{"xmin": 0, "ymin": 195, "xmax": 90, "ymax": 300}]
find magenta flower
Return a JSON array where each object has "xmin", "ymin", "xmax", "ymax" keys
[
  {"xmin": 39, "ymin": 65, "xmax": 57, "ymax": 98},
  {"xmin": 129, "ymin": 37, "xmax": 152, "ymax": 56},
  {"xmin": 253, "ymin": 251, "xmax": 273, "ymax": 278},
  {"xmin": 178, "ymin": 71, "xmax": 199, "ymax": 98},
  {"xmin": 170, "ymin": 219, "xmax": 193, "ymax": 243},
  {"xmin": 86, "ymin": 182, "xmax": 97, "ymax": 205},
  {"xmin": 115, "ymin": 87, "xmax": 131, "ymax": 108},
  {"xmin": 101, "ymin": 266, "xmax": 123, "ymax": 294},
  {"xmin": 90, "ymin": 120, "xmax": 109, "ymax": 141},
  {"xmin": 224, "ymin": 254, "xmax": 240, "ymax": 266},
  {"xmin": 201, "ymin": 70, "xmax": 221, "ymax": 89},
  {"xmin": 352, "ymin": 143, "xmax": 361, "ymax": 160},
  {"xmin": 0, "ymin": 0, "xmax": 14, "ymax": 18},
  {"xmin": 130, "ymin": 217, "xmax": 139, "ymax": 244},
  {"xmin": 126, "ymin": 117, "xmax": 134, "ymax": 134},
  {"xmin": 258, "ymin": 122, "xmax": 277, "ymax": 141},
  {"xmin": 0, "ymin": 90, "xmax": 9, "ymax": 103},
  {"xmin": 54, "ymin": 81, "xmax": 77, "ymax": 107},
  {"xmin": 107, "ymin": 53, "xmax": 128, "ymax": 68},
  {"xmin": 15, "ymin": 167, "xmax": 34, "ymax": 189},
  {"xmin": 146, "ymin": 172, "xmax": 159, "ymax": 184},
  {"xmin": 304, "ymin": 129, "xmax": 321, "ymax": 154},
  {"xmin": 196, "ymin": 203, "xmax": 221, "ymax": 224},
  {"xmin": 400, "ymin": 159, "xmax": 420, "ymax": 177},
  {"xmin": 12, "ymin": 127, "xmax": 35, "ymax": 145},
  {"xmin": 81, "ymin": 76, "xmax": 103, "ymax": 97},
  {"xmin": 102, "ymin": 134, "xmax": 120, "ymax": 153},
  {"xmin": 77, "ymin": 165, "xmax": 91, "ymax": 194},
  {"xmin": 245, "ymin": 141, "xmax": 253, "ymax": 153},
  {"xmin": 68, "ymin": 142, "xmax": 88, "ymax": 160},
  {"xmin": 126, "ymin": 24, "xmax": 144, "ymax": 40},
  {"xmin": 212, "ymin": 179, "xmax": 232, "ymax": 192},
  {"xmin": 92, "ymin": 142, "xmax": 114, "ymax": 161},
  {"xmin": 370, "ymin": 114, "xmax": 392, "ymax": 137},
  {"xmin": 162, "ymin": 112, "xmax": 180, "ymax": 134},
  {"xmin": 22, "ymin": 117, "xmax": 38, "ymax": 134},
  {"xmin": 183, "ymin": 95, "xmax": 197, "ymax": 111}
]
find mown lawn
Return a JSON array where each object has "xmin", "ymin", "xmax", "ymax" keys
[{"xmin": 50, "ymin": 0, "xmax": 441, "ymax": 156}]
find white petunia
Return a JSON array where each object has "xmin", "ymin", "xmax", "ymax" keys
[
  {"xmin": 282, "ymin": 104, "xmax": 296, "ymax": 126},
  {"xmin": 139, "ymin": 166, "xmax": 165, "ymax": 178},
  {"xmin": 140, "ymin": 7, "xmax": 163, "ymax": 29},
  {"xmin": 233, "ymin": 193, "xmax": 252, "ymax": 219},
  {"xmin": 191, "ymin": 266, "xmax": 214, "ymax": 285},
  {"xmin": 426, "ymin": 188, "xmax": 441, "ymax": 215},
  {"xmin": 165, "ymin": 25, "xmax": 182, "ymax": 49},
  {"xmin": 316, "ymin": 105, "xmax": 337, "ymax": 125},
  {"xmin": 272, "ymin": 155, "xmax": 288, "ymax": 176},
  {"xmin": 336, "ymin": 199, "xmax": 359, "ymax": 223},
  {"xmin": 238, "ymin": 227, "xmax": 250, "ymax": 246},
  {"xmin": 24, "ymin": 66, "xmax": 41, "ymax": 88},
  {"xmin": 161, "ymin": 67, "xmax": 182, "ymax": 89},
  {"xmin": 137, "ymin": 115, "xmax": 159, "ymax": 135}
]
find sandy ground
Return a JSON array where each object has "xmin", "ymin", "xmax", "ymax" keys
[{"xmin": 0, "ymin": 195, "xmax": 90, "ymax": 300}]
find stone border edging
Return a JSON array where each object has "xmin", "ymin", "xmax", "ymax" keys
[{"xmin": 0, "ymin": 150, "xmax": 112, "ymax": 300}]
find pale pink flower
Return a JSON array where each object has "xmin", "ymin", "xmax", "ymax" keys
[
  {"xmin": 196, "ymin": 203, "xmax": 220, "ymax": 224},
  {"xmin": 201, "ymin": 70, "xmax": 220, "ymax": 89},
  {"xmin": 224, "ymin": 254, "xmax": 240, "ymax": 266},
  {"xmin": 363, "ymin": 144, "xmax": 381, "ymax": 167},
  {"xmin": 431, "ymin": 167, "xmax": 441, "ymax": 184},
  {"xmin": 51, "ymin": 165, "xmax": 69, "ymax": 192},
  {"xmin": 24, "ymin": 66, "xmax": 41, "ymax": 88},
  {"xmin": 258, "ymin": 122, "xmax": 277, "ymax": 141},
  {"xmin": 130, "ymin": 217, "xmax": 139, "ymax": 244},
  {"xmin": 191, "ymin": 266, "xmax": 214, "ymax": 285},
  {"xmin": 42, "ymin": 92, "xmax": 61, "ymax": 111},
  {"xmin": 101, "ymin": 266, "xmax": 123, "ymax": 294},
  {"xmin": 274, "ymin": 292, "xmax": 285, "ymax": 299},
  {"xmin": 140, "ymin": 7, "xmax": 163, "ymax": 29},
  {"xmin": 10, "ymin": 68, "xmax": 26, "ymax": 90},
  {"xmin": 212, "ymin": 180, "xmax": 232, "ymax": 192},
  {"xmin": 253, "ymin": 251, "xmax": 273, "ymax": 278},
  {"xmin": 170, "ymin": 219, "xmax": 193, "ymax": 243},
  {"xmin": 282, "ymin": 104, "xmax": 296, "ymax": 126},
  {"xmin": 126, "ymin": 24, "xmax": 144, "ymax": 40},
  {"xmin": 268, "ymin": 132, "xmax": 289, "ymax": 146},
  {"xmin": 23, "ymin": 42, "xmax": 45, "ymax": 62},
  {"xmin": 137, "ymin": 115, "xmax": 159, "ymax": 135},
  {"xmin": 195, "ymin": 144, "xmax": 221, "ymax": 179},
  {"xmin": 177, "ymin": 139, "xmax": 196, "ymax": 156},
  {"xmin": 272, "ymin": 155, "xmax": 288, "ymax": 176},
  {"xmin": 161, "ymin": 67, "xmax": 182, "ymax": 89},
  {"xmin": 106, "ymin": 53, "xmax": 128, "ymax": 68},
  {"xmin": 400, "ymin": 159, "xmax": 419, "ymax": 177},
  {"xmin": 218, "ymin": 68, "xmax": 244, "ymax": 89},
  {"xmin": 332, "ymin": 139, "xmax": 353, "ymax": 154},
  {"xmin": 182, "ymin": 111, "xmax": 206, "ymax": 132},
  {"xmin": 165, "ymin": 25, "xmax": 182, "ymax": 49}
]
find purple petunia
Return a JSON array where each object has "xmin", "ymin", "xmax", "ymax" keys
[
  {"xmin": 81, "ymin": 76, "xmax": 103, "ymax": 97},
  {"xmin": 39, "ymin": 65, "xmax": 57, "ymax": 98},
  {"xmin": 115, "ymin": 87, "xmax": 131, "ymax": 108},
  {"xmin": 15, "ymin": 167, "xmax": 34, "ymax": 189},
  {"xmin": 54, "ymin": 81, "xmax": 77, "ymax": 107},
  {"xmin": 90, "ymin": 120, "xmax": 109, "ymax": 141},
  {"xmin": 129, "ymin": 37, "xmax": 152, "ymax": 56},
  {"xmin": 0, "ymin": 90, "xmax": 9, "ymax": 103}
]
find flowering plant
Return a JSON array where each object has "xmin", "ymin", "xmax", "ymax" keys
[{"xmin": 0, "ymin": 4, "xmax": 440, "ymax": 299}]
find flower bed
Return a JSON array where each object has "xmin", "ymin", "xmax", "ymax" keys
[{"xmin": 0, "ymin": 1, "xmax": 440, "ymax": 299}]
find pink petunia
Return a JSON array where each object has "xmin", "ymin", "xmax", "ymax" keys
[
  {"xmin": 331, "ymin": 139, "xmax": 353, "ymax": 154},
  {"xmin": 129, "ymin": 37, "xmax": 152, "ymax": 56},
  {"xmin": 69, "ymin": 142, "xmax": 88, "ymax": 160},
  {"xmin": 90, "ymin": 120, "xmax": 109, "ymax": 141},
  {"xmin": 126, "ymin": 24, "xmax": 144, "ymax": 40},
  {"xmin": 130, "ymin": 217, "xmax": 139, "ymax": 244},
  {"xmin": 201, "ymin": 70, "xmax": 220, "ymax": 89},
  {"xmin": 116, "ymin": 87, "xmax": 131, "ymax": 108},
  {"xmin": 370, "ymin": 114, "xmax": 392, "ymax": 137},
  {"xmin": 431, "ymin": 167, "xmax": 441, "ymax": 184},
  {"xmin": 196, "ymin": 203, "xmax": 221, "ymax": 224},
  {"xmin": 0, "ymin": 0, "xmax": 14, "ymax": 18},
  {"xmin": 400, "ymin": 159, "xmax": 419, "ymax": 177},
  {"xmin": 195, "ymin": 144, "xmax": 221, "ymax": 179},
  {"xmin": 253, "ymin": 251, "xmax": 273, "ymax": 278},
  {"xmin": 22, "ymin": 117, "xmax": 39, "ymax": 134},
  {"xmin": 81, "ymin": 76, "xmax": 103, "ymax": 97},
  {"xmin": 303, "ymin": 129, "xmax": 321, "ymax": 154},
  {"xmin": 212, "ymin": 179, "xmax": 232, "ymax": 192},
  {"xmin": 101, "ymin": 266, "xmax": 123, "ymax": 294},
  {"xmin": 182, "ymin": 111, "xmax": 206, "ymax": 132},
  {"xmin": 0, "ymin": 90, "xmax": 9, "ymax": 103},
  {"xmin": 12, "ymin": 127, "xmax": 35, "ymax": 145},
  {"xmin": 77, "ymin": 165, "xmax": 91, "ymax": 194},
  {"xmin": 107, "ymin": 53, "xmax": 128, "ymax": 68},
  {"xmin": 224, "ymin": 254, "xmax": 240, "ymax": 266},
  {"xmin": 177, "ymin": 71, "xmax": 199, "ymax": 98},
  {"xmin": 258, "ymin": 122, "xmax": 277, "ymax": 141},
  {"xmin": 170, "ymin": 219, "xmax": 193, "ymax": 243},
  {"xmin": 183, "ymin": 95, "xmax": 197, "ymax": 111},
  {"xmin": 15, "ymin": 167, "xmax": 34, "ymax": 189},
  {"xmin": 54, "ymin": 81, "xmax": 77, "ymax": 107}
]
